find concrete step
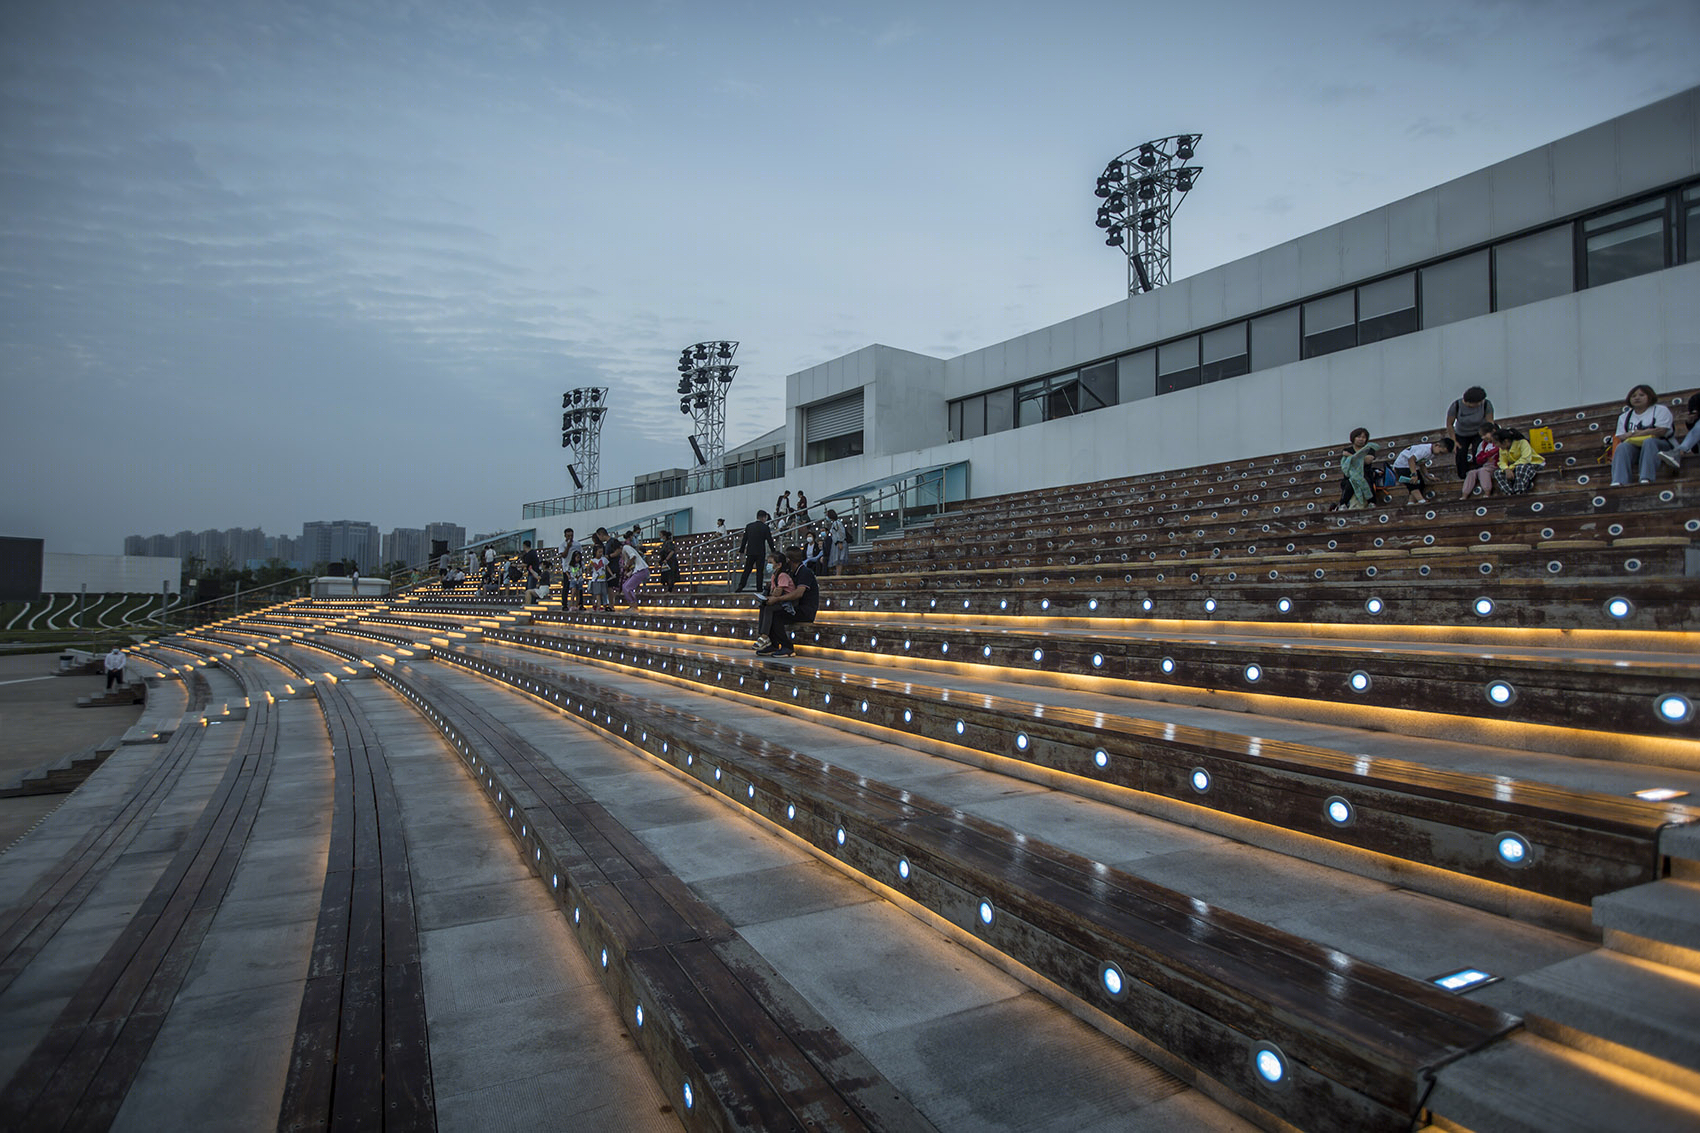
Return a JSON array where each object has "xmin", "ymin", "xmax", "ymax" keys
[
  {"xmin": 1476, "ymin": 949, "xmax": 1700, "ymax": 1088},
  {"xmin": 1662, "ymin": 821, "xmax": 1700, "ymax": 863},
  {"xmin": 1591, "ymin": 867, "xmax": 1700, "ymax": 959},
  {"xmin": 0, "ymin": 736, "xmax": 123, "ymax": 797},
  {"xmin": 1427, "ymin": 1030, "xmax": 1700, "ymax": 1133},
  {"xmin": 75, "ymin": 686, "xmax": 145, "ymax": 708}
]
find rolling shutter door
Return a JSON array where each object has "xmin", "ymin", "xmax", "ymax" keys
[{"xmin": 804, "ymin": 390, "xmax": 864, "ymax": 444}]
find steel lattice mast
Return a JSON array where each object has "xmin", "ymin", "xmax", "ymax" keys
[
  {"xmin": 560, "ymin": 386, "xmax": 609, "ymax": 493},
  {"xmin": 1094, "ymin": 134, "xmax": 1202, "ymax": 294},
  {"xmin": 676, "ymin": 341, "xmax": 738, "ymax": 490}
]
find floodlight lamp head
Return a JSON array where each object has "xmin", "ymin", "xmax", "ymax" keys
[
  {"xmin": 1094, "ymin": 183, "xmax": 1111, "ymax": 198},
  {"xmin": 679, "ymin": 400, "xmax": 691, "ymax": 414},
  {"xmin": 1176, "ymin": 137, "xmax": 1194, "ymax": 160},
  {"xmin": 693, "ymin": 345, "xmax": 708, "ymax": 359},
  {"xmin": 1107, "ymin": 160, "xmax": 1123, "ymax": 178},
  {"xmin": 717, "ymin": 367, "xmax": 735, "ymax": 383},
  {"xmin": 716, "ymin": 342, "xmax": 732, "ymax": 357},
  {"xmin": 1106, "ymin": 231, "xmax": 1124, "ymax": 246},
  {"xmin": 1137, "ymin": 144, "xmax": 1156, "ymax": 167}
]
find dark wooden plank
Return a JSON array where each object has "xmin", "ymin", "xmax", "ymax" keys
[
  {"xmin": 329, "ymin": 965, "xmax": 384, "ymax": 1132},
  {"xmin": 382, "ymin": 961, "xmax": 435, "ymax": 1131},
  {"xmin": 278, "ymin": 973, "xmax": 344, "ymax": 1133}
]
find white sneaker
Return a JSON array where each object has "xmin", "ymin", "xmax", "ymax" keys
[
  {"xmin": 1659, "ymin": 450, "xmax": 1681, "ymax": 470},
  {"xmin": 1610, "ymin": 481, "xmax": 1625, "ymax": 488}
]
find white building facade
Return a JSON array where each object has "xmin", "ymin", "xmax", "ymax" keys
[{"xmin": 533, "ymin": 88, "xmax": 1700, "ymax": 540}]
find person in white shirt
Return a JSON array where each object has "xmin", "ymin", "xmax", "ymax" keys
[
  {"xmin": 104, "ymin": 647, "xmax": 126, "ymax": 690},
  {"xmin": 1387, "ymin": 438, "xmax": 1455, "ymax": 504},
  {"xmin": 619, "ymin": 543, "xmax": 650, "ymax": 607},
  {"xmin": 1611, "ymin": 384, "xmax": 1675, "ymax": 487}
]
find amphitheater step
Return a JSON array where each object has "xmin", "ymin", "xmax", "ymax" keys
[
  {"xmin": 1475, "ymin": 949, "xmax": 1700, "ymax": 1085},
  {"xmin": 1422, "ymin": 1031, "xmax": 1700, "ymax": 1133},
  {"xmin": 1595, "ymin": 879, "xmax": 1700, "ymax": 951}
]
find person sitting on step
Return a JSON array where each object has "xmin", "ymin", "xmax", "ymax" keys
[
  {"xmin": 1490, "ymin": 425, "xmax": 1544, "ymax": 495},
  {"xmin": 752, "ymin": 551, "xmax": 795, "ymax": 653},
  {"xmin": 1385, "ymin": 437, "xmax": 1453, "ymax": 504},
  {"xmin": 1658, "ymin": 389, "xmax": 1699, "ymax": 473},
  {"xmin": 1610, "ymin": 383, "xmax": 1675, "ymax": 487},
  {"xmin": 757, "ymin": 545, "xmax": 817, "ymax": 658},
  {"xmin": 1459, "ymin": 431, "xmax": 1500, "ymax": 499}
]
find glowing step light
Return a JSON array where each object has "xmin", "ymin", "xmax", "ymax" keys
[
  {"xmin": 1253, "ymin": 1042, "xmax": 1288, "ymax": 1086},
  {"xmin": 1431, "ymin": 967, "xmax": 1500, "ymax": 993}
]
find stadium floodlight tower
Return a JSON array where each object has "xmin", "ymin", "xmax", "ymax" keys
[
  {"xmin": 1094, "ymin": 134, "xmax": 1202, "ymax": 294},
  {"xmin": 677, "ymin": 340, "xmax": 738, "ymax": 490},
  {"xmin": 560, "ymin": 386, "xmax": 609, "ymax": 493}
]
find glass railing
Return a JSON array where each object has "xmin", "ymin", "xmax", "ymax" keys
[
  {"xmin": 524, "ymin": 485, "xmax": 636, "ymax": 517},
  {"xmin": 786, "ymin": 462, "xmax": 970, "ymax": 547}
]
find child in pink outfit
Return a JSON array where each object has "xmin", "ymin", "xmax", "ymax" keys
[{"xmin": 1460, "ymin": 435, "xmax": 1500, "ymax": 498}]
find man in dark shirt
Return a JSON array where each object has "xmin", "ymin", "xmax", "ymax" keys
[
  {"xmin": 757, "ymin": 545, "xmax": 817, "ymax": 657},
  {"xmin": 733, "ymin": 511, "xmax": 777, "ymax": 592}
]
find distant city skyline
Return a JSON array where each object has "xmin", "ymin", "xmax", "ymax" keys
[
  {"xmin": 125, "ymin": 519, "xmax": 467, "ymax": 569},
  {"xmin": 4, "ymin": 1, "xmax": 1696, "ymax": 553}
]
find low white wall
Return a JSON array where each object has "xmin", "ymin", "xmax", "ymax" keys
[{"xmin": 42, "ymin": 554, "xmax": 181, "ymax": 595}]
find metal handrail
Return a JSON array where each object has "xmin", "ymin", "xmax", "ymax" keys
[{"xmin": 166, "ymin": 572, "xmax": 318, "ymax": 629}]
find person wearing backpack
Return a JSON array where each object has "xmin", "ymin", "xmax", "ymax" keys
[{"xmin": 1445, "ymin": 387, "xmax": 1496, "ymax": 479}]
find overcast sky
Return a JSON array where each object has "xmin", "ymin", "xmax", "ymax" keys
[{"xmin": 3, "ymin": 0, "xmax": 1696, "ymax": 554}]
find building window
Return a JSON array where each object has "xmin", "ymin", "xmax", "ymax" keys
[
  {"xmin": 1301, "ymin": 290, "xmax": 1355, "ymax": 358},
  {"xmin": 1014, "ymin": 380, "xmax": 1044, "ymax": 428},
  {"xmin": 1200, "ymin": 323, "xmax": 1249, "ymax": 383},
  {"xmin": 1685, "ymin": 185, "xmax": 1700, "ymax": 263},
  {"xmin": 986, "ymin": 386, "xmax": 1015, "ymax": 433},
  {"xmin": 960, "ymin": 394, "xmax": 986, "ymax": 439},
  {"xmin": 1080, "ymin": 361, "xmax": 1117, "ymax": 410},
  {"xmin": 1493, "ymin": 224, "xmax": 1573, "ymax": 310},
  {"xmin": 1118, "ymin": 350, "xmax": 1155, "ymax": 402},
  {"xmin": 1157, "ymin": 337, "xmax": 1200, "ymax": 393},
  {"xmin": 1583, "ymin": 197, "xmax": 1667, "ymax": 288},
  {"xmin": 1421, "ymin": 250, "xmax": 1489, "ymax": 329},
  {"xmin": 1357, "ymin": 273, "xmax": 1416, "ymax": 344},
  {"xmin": 758, "ymin": 456, "xmax": 775, "ymax": 480},
  {"xmin": 805, "ymin": 435, "xmax": 861, "ymax": 463},
  {"xmin": 1250, "ymin": 307, "xmax": 1299, "ymax": 371}
]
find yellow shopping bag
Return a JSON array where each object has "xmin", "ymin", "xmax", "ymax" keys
[{"xmin": 1529, "ymin": 426, "xmax": 1555, "ymax": 453}]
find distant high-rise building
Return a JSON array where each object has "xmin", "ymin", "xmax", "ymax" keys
[
  {"xmin": 382, "ymin": 528, "xmax": 428, "ymax": 567},
  {"xmin": 301, "ymin": 520, "xmax": 379, "ymax": 570},
  {"xmin": 424, "ymin": 522, "xmax": 467, "ymax": 551}
]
